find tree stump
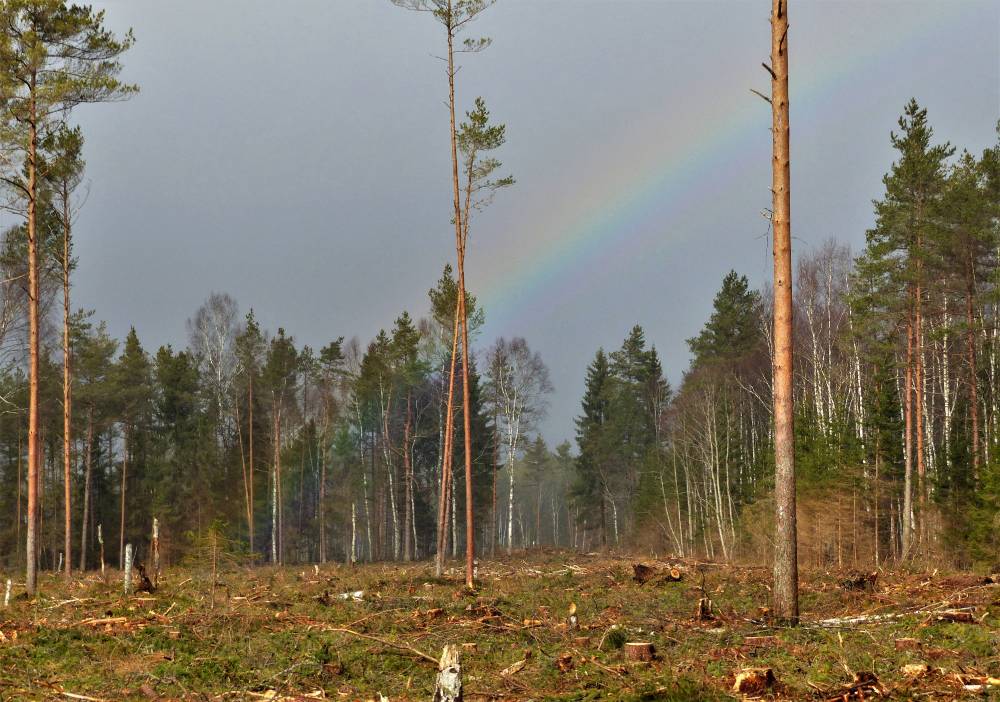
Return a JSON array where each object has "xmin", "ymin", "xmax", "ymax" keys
[
  {"xmin": 632, "ymin": 563, "xmax": 655, "ymax": 584},
  {"xmin": 695, "ymin": 597, "xmax": 714, "ymax": 621},
  {"xmin": 433, "ymin": 644, "xmax": 462, "ymax": 702},
  {"xmin": 733, "ymin": 668, "xmax": 775, "ymax": 695},
  {"xmin": 123, "ymin": 543, "xmax": 133, "ymax": 596},
  {"xmin": 133, "ymin": 561, "xmax": 155, "ymax": 593},
  {"xmin": 840, "ymin": 571, "xmax": 877, "ymax": 591},
  {"xmin": 624, "ymin": 642, "xmax": 655, "ymax": 661}
]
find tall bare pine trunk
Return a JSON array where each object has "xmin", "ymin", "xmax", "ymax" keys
[
  {"xmin": 770, "ymin": 0, "xmax": 798, "ymax": 624},
  {"xmin": 26, "ymin": 93, "xmax": 39, "ymax": 596}
]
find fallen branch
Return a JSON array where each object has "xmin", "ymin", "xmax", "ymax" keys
[
  {"xmin": 812, "ymin": 605, "xmax": 977, "ymax": 628},
  {"xmin": 323, "ymin": 626, "xmax": 437, "ymax": 665}
]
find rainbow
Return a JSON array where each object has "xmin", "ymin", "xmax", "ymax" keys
[{"xmin": 472, "ymin": 1, "xmax": 978, "ymax": 334}]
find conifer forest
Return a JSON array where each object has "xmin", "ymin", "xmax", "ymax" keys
[{"xmin": 0, "ymin": 1, "xmax": 997, "ymax": 700}]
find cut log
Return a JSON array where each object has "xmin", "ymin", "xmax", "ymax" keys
[
  {"xmin": 433, "ymin": 644, "xmax": 462, "ymax": 702},
  {"xmin": 665, "ymin": 567, "xmax": 682, "ymax": 582},
  {"xmin": 624, "ymin": 642, "xmax": 655, "ymax": 661},
  {"xmin": 732, "ymin": 668, "xmax": 775, "ymax": 695}
]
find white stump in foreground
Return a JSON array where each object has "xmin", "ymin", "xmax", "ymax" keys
[
  {"xmin": 433, "ymin": 644, "xmax": 462, "ymax": 702},
  {"xmin": 3, "ymin": 579, "xmax": 10, "ymax": 607}
]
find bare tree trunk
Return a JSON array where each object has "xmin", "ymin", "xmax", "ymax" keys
[
  {"xmin": 79, "ymin": 409, "xmax": 94, "ymax": 571},
  {"xmin": 491, "ymin": 422, "xmax": 498, "ymax": 557},
  {"xmin": 319, "ymin": 433, "xmax": 327, "ymax": 564},
  {"xmin": 403, "ymin": 393, "xmax": 413, "ymax": 562},
  {"xmin": 16, "ymin": 431, "xmax": 21, "ymax": 570},
  {"xmin": 235, "ymin": 395, "xmax": 253, "ymax": 556},
  {"xmin": 769, "ymin": 0, "xmax": 798, "ymax": 624},
  {"xmin": 506, "ymin": 452, "xmax": 516, "ymax": 556},
  {"xmin": 272, "ymin": 407, "xmax": 281, "ymax": 565},
  {"xmin": 62, "ymin": 187, "xmax": 73, "ymax": 579},
  {"xmin": 902, "ymin": 322, "xmax": 914, "ymax": 557},
  {"xmin": 914, "ymin": 264, "xmax": 926, "ymax": 554},
  {"xmin": 26, "ymin": 87, "xmax": 39, "ymax": 596},
  {"xmin": 248, "ymin": 375, "xmax": 255, "ymax": 555},
  {"xmin": 119, "ymin": 426, "xmax": 128, "ymax": 568},
  {"xmin": 350, "ymin": 501, "xmax": 357, "ymax": 564},
  {"xmin": 874, "ymin": 435, "xmax": 880, "ymax": 566},
  {"xmin": 967, "ymin": 279, "xmax": 981, "ymax": 475},
  {"xmin": 436, "ymin": 303, "xmax": 460, "ymax": 576},
  {"xmin": 453, "ymin": 54, "xmax": 476, "ymax": 593}
]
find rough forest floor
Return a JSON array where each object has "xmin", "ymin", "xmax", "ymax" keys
[{"xmin": 0, "ymin": 552, "xmax": 998, "ymax": 701}]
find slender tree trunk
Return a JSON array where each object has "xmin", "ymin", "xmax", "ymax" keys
[
  {"xmin": 319, "ymin": 424, "xmax": 327, "ymax": 564},
  {"xmin": 506, "ymin": 453, "xmax": 516, "ymax": 555},
  {"xmin": 770, "ymin": 0, "xmax": 798, "ymax": 624},
  {"xmin": 874, "ymin": 433, "xmax": 880, "ymax": 567},
  {"xmin": 436, "ymin": 303, "xmax": 460, "ymax": 576},
  {"xmin": 435, "ymin": 0, "xmax": 475, "ymax": 586},
  {"xmin": 272, "ymin": 406, "xmax": 280, "ymax": 565},
  {"xmin": 403, "ymin": 393, "xmax": 413, "ymax": 561},
  {"xmin": 235, "ymin": 394, "xmax": 253, "ymax": 555},
  {"xmin": 62, "ymin": 187, "xmax": 73, "ymax": 578},
  {"xmin": 914, "ymin": 261, "xmax": 926, "ymax": 554},
  {"xmin": 16, "ymin": 431, "xmax": 22, "ymax": 570},
  {"xmin": 26, "ymin": 86, "xmax": 40, "ymax": 596},
  {"xmin": 79, "ymin": 408, "xmax": 94, "ymax": 571},
  {"xmin": 903, "ymin": 321, "xmax": 914, "ymax": 557},
  {"xmin": 966, "ymin": 278, "xmax": 981, "ymax": 474},
  {"xmin": 119, "ymin": 426, "xmax": 128, "ymax": 568},
  {"xmin": 491, "ymin": 421, "xmax": 498, "ymax": 557},
  {"xmin": 248, "ymin": 375, "xmax": 255, "ymax": 555}
]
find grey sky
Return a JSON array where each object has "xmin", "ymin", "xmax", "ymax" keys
[{"xmin": 64, "ymin": 0, "xmax": 999, "ymax": 444}]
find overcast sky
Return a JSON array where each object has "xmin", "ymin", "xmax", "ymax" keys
[{"xmin": 55, "ymin": 0, "xmax": 1000, "ymax": 443}]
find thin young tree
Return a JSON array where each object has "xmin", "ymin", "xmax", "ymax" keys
[
  {"xmin": 0, "ymin": 0, "xmax": 135, "ymax": 595},
  {"xmin": 768, "ymin": 0, "xmax": 798, "ymax": 623},
  {"xmin": 391, "ymin": 0, "xmax": 496, "ymax": 588},
  {"xmin": 44, "ymin": 125, "xmax": 84, "ymax": 579}
]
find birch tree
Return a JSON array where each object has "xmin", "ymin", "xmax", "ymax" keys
[{"xmin": 485, "ymin": 337, "xmax": 551, "ymax": 555}]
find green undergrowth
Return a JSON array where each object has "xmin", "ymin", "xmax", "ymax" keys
[{"xmin": 0, "ymin": 554, "xmax": 996, "ymax": 700}]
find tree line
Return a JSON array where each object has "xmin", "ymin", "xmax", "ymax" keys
[{"xmin": 576, "ymin": 102, "xmax": 1000, "ymax": 572}]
